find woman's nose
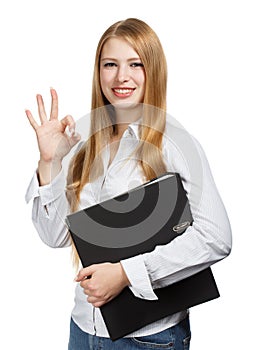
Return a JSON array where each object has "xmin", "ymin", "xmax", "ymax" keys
[{"xmin": 116, "ymin": 65, "xmax": 130, "ymax": 83}]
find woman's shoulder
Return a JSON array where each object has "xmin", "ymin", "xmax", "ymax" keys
[
  {"xmin": 163, "ymin": 118, "xmax": 200, "ymax": 153},
  {"xmin": 162, "ymin": 118, "xmax": 207, "ymax": 174}
]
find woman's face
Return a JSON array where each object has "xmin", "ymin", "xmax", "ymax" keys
[{"xmin": 100, "ymin": 37, "xmax": 145, "ymax": 107}]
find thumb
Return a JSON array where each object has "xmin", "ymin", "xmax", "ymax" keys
[
  {"xmin": 69, "ymin": 130, "xmax": 81, "ymax": 148},
  {"xmin": 75, "ymin": 265, "xmax": 95, "ymax": 282}
]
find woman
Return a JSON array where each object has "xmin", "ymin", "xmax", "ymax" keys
[{"xmin": 25, "ymin": 18, "xmax": 232, "ymax": 350}]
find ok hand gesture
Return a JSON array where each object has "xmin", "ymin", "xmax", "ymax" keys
[{"xmin": 25, "ymin": 88, "xmax": 80, "ymax": 163}]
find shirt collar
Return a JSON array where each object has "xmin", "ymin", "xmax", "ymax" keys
[{"xmin": 127, "ymin": 117, "xmax": 142, "ymax": 140}]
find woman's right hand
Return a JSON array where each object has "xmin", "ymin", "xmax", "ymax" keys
[{"xmin": 25, "ymin": 88, "xmax": 81, "ymax": 163}]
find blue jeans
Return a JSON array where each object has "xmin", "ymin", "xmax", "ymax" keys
[{"xmin": 68, "ymin": 316, "xmax": 191, "ymax": 350}]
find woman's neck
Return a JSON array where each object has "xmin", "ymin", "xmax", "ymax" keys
[{"xmin": 114, "ymin": 104, "xmax": 142, "ymax": 136}]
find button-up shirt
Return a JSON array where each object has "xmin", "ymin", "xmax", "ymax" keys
[{"xmin": 25, "ymin": 118, "xmax": 232, "ymax": 337}]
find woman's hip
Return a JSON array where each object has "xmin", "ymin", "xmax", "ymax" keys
[{"xmin": 68, "ymin": 315, "xmax": 191, "ymax": 350}]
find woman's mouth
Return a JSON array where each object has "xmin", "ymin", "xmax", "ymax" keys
[{"xmin": 112, "ymin": 88, "xmax": 135, "ymax": 98}]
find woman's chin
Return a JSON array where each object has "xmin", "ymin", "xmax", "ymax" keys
[{"xmin": 111, "ymin": 101, "xmax": 142, "ymax": 110}]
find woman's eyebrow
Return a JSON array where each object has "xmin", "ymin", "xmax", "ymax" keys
[
  {"xmin": 101, "ymin": 57, "xmax": 117, "ymax": 61},
  {"xmin": 127, "ymin": 57, "xmax": 141, "ymax": 61},
  {"xmin": 101, "ymin": 57, "xmax": 141, "ymax": 61}
]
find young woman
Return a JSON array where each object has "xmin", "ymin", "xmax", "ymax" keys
[{"xmin": 25, "ymin": 18, "xmax": 232, "ymax": 350}]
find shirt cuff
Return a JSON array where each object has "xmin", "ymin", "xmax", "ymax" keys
[
  {"xmin": 38, "ymin": 169, "xmax": 66, "ymax": 205},
  {"xmin": 120, "ymin": 255, "xmax": 158, "ymax": 300},
  {"xmin": 25, "ymin": 170, "xmax": 40, "ymax": 203},
  {"xmin": 25, "ymin": 168, "xmax": 66, "ymax": 206}
]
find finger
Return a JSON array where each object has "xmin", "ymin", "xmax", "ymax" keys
[
  {"xmin": 25, "ymin": 109, "xmax": 39, "ymax": 130},
  {"xmin": 87, "ymin": 296, "xmax": 104, "ymax": 305},
  {"xmin": 93, "ymin": 301, "xmax": 105, "ymax": 307},
  {"xmin": 50, "ymin": 87, "xmax": 58, "ymax": 120},
  {"xmin": 87, "ymin": 296, "xmax": 99, "ymax": 303},
  {"xmin": 68, "ymin": 131, "xmax": 81, "ymax": 148},
  {"xmin": 88, "ymin": 297, "xmax": 108, "ymax": 308},
  {"xmin": 80, "ymin": 279, "xmax": 90, "ymax": 290},
  {"xmin": 36, "ymin": 94, "xmax": 48, "ymax": 123},
  {"xmin": 60, "ymin": 114, "xmax": 76, "ymax": 132},
  {"xmin": 61, "ymin": 115, "xmax": 81, "ymax": 146},
  {"xmin": 75, "ymin": 265, "xmax": 95, "ymax": 281}
]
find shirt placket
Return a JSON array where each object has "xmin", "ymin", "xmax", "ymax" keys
[{"xmin": 92, "ymin": 130, "xmax": 134, "ymax": 335}]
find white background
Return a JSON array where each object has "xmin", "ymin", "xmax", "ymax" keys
[{"xmin": 0, "ymin": 0, "xmax": 255, "ymax": 349}]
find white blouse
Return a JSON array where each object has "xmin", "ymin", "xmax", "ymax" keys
[{"xmin": 25, "ymin": 118, "xmax": 232, "ymax": 337}]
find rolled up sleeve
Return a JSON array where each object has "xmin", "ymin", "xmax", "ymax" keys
[
  {"xmin": 25, "ymin": 168, "xmax": 71, "ymax": 248},
  {"xmin": 120, "ymin": 255, "xmax": 158, "ymax": 300}
]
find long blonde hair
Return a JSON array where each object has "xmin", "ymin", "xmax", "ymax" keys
[{"xmin": 66, "ymin": 18, "xmax": 168, "ymax": 268}]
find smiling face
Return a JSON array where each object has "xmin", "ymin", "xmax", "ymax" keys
[{"xmin": 99, "ymin": 37, "xmax": 146, "ymax": 108}]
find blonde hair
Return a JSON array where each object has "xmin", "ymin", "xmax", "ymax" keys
[{"xmin": 66, "ymin": 18, "xmax": 168, "ymax": 268}]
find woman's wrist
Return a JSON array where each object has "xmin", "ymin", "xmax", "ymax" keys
[
  {"xmin": 38, "ymin": 158, "xmax": 62, "ymax": 186},
  {"xmin": 118, "ymin": 262, "xmax": 131, "ymax": 288}
]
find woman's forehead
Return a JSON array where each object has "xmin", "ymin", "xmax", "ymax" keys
[{"xmin": 101, "ymin": 37, "xmax": 140, "ymax": 60}]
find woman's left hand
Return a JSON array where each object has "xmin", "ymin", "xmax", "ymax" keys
[{"xmin": 75, "ymin": 262, "xmax": 130, "ymax": 307}]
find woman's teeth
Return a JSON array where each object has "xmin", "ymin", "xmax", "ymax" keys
[{"xmin": 113, "ymin": 89, "xmax": 134, "ymax": 94}]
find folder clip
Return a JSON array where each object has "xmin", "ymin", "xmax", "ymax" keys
[{"xmin": 173, "ymin": 221, "xmax": 191, "ymax": 233}]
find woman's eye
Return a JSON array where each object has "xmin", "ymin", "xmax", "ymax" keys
[
  {"xmin": 103, "ymin": 62, "xmax": 117, "ymax": 67},
  {"xmin": 130, "ymin": 62, "xmax": 144, "ymax": 68}
]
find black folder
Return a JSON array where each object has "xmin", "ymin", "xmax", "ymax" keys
[{"xmin": 66, "ymin": 172, "xmax": 220, "ymax": 340}]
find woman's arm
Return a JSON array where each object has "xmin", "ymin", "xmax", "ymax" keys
[
  {"xmin": 120, "ymin": 133, "xmax": 232, "ymax": 300},
  {"xmin": 25, "ymin": 168, "xmax": 71, "ymax": 248},
  {"xmin": 25, "ymin": 88, "xmax": 81, "ymax": 247}
]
